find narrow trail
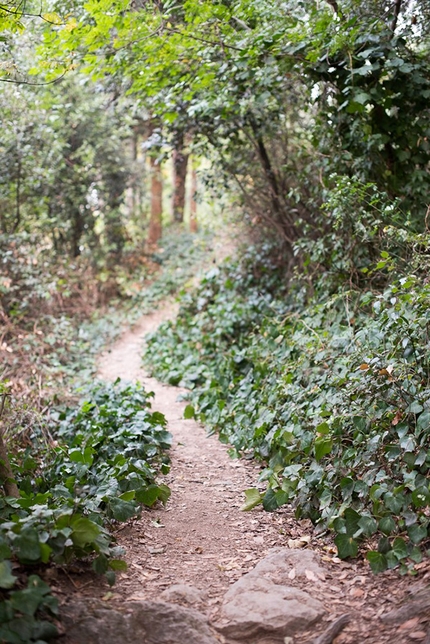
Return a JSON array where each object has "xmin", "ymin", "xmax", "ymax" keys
[
  {"xmin": 90, "ymin": 302, "xmax": 429, "ymax": 644},
  {"xmin": 97, "ymin": 301, "xmax": 287, "ymax": 612}
]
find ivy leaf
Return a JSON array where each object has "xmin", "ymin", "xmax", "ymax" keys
[
  {"xmin": 392, "ymin": 537, "xmax": 408, "ymax": 560},
  {"xmin": 262, "ymin": 488, "xmax": 279, "ymax": 512},
  {"xmin": 0, "ymin": 560, "xmax": 17, "ymax": 589},
  {"xmin": 241, "ymin": 488, "xmax": 262, "ymax": 511},
  {"xmin": 184, "ymin": 404, "xmax": 195, "ymax": 419},
  {"xmin": 367, "ymin": 551, "xmax": 388, "ymax": 573},
  {"xmin": 407, "ymin": 523, "xmax": 428, "ymax": 544},
  {"xmin": 334, "ymin": 534, "xmax": 358, "ymax": 559},
  {"xmin": 15, "ymin": 529, "xmax": 42, "ymax": 563},
  {"xmin": 70, "ymin": 516, "xmax": 100, "ymax": 547},
  {"xmin": 379, "ymin": 515, "xmax": 396, "ymax": 536},
  {"xmin": 358, "ymin": 515, "xmax": 378, "ymax": 537},
  {"xmin": 93, "ymin": 554, "xmax": 109, "ymax": 574},
  {"xmin": 108, "ymin": 498, "xmax": 138, "ymax": 522},
  {"xmin": 109, "ymin": 559, "xmax": 128, "ymax": 571},
  {"xmin": 314, "ymin": 436, "xmax": 333, "ymax": 461},
  {"xmin": 136, "ymin": 484, "xmax": 161, "ymax": 507}
]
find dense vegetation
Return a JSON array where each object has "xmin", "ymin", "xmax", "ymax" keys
[
  {"xmin": 145, "ymin": 184, "xmax": 430, "ymax": 573},
  {"xmin": 0, "ymin": 230, "xmax": 210, "ymax": 641},
  {"xmin": 1, "ymin": 2, "xmax": 430, "ymax": 638}
]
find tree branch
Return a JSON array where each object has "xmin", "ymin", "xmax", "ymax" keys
[{"xmin": 390, "ymin": 0, "xmax": 402, "ymax": 33}]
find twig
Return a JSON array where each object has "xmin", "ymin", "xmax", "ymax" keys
[{"xmin": 311, "ymin": 614, "xmax": 351, "ymax": 644}]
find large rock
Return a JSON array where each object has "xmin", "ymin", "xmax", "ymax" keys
[
  {"xmin": 214, "ymin": 548, "xmax": 326, "ymax": 642},
  {"xmin": 61, "ymin": 600, "xmax": 221, "ymax": 644},
  {"xmin": 160, "ymin": 584, "xmax": 206, "ymax": 607}
]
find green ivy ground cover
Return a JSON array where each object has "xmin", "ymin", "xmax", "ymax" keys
[
  {"xmin": 144, "ymin": 238, "xmax": 430, "ymax": 575},
  {"xmin": 0, "ymin": 382, "xmax": 171, "ymax": 642}
]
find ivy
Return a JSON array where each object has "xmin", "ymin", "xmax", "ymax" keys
[
  {"xmin": 0, "ymin": 380, "xmax": 171, "ymax": 637},
  {"xmin": 145, "ymin": 219, "xmax": 430, "ymax": 573}
]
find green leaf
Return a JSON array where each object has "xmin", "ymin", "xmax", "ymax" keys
[
  {"xmin": 109, "ymin": 559, "xmax": 127, "ymax": 571},
  {"xmin": 0, "ymin": 560, "xmax": 17, "ymax": 589},
  {"xmin": 0, "ymin": 536, "xmax": 11, "ymax": 561},
  {"xmin": 70, "ymin": 516, "xmax": 100, "ymax": 547},
  {"xmin": 262, "ymin": 488, "xmax": 279, "ymax": 512},
  {"xmin": 15, "ymin": 529, "xmax": 42, "ymax": 563},
  {"xmin": 334, "ymin": 534, "xmax": 358, "ymax": 559},
  {"xmin": 358, "ymin": 515, "xmax": 378, "ymax": 537},
  {"xmin": 135, "ymin": 485, "xmax": 161, "ymax": 507},
  {"xmin": 412, "ymin": 486, "xmax": 430, "ymax": 508},
  {"xmin": 392, "ymin": 537, "xmax": 408, "ymax": 560},
  {"xmin": 379, "ymin": 515, "xmax": 396, "ymax": 536},
  {"xmin": 407, "ymin": 523, "xmax": 428, "ymax": 544},
  {"xmin": 105, "ymin": 571, "xmax": 116, "ymax": 586},
  {"xmin": 184, "ymin": 404, "xmax": 195, "ymax": 419},
  {"xmin": 108, "ymin": 498, "xmax": 138, "ymax": 522},
  {"xmin": 344, "ymin": 508, "xmax": 361, "ymax": 535},
  {"xmin": 157, "ymin": 484, "xmax": 171, "ymax": 504},
  {"xmin": 367, "ymin": 551, "xmax": 388, "ymax": 573},
  {"xmin": 93, "ymin": 554, "xmax": 109, "ymax": 575},
  {"xmin": 241, "ymin": 488, "xmax": 262, "ymax": 512},
  {"xmin": 314, "ymin": 436, "xmax": 333, "ymax": 461}
]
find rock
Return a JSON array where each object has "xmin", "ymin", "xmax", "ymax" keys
[
  {"xmin": 160, "ymin": 583, "xmax": 206, "ymax": 606},
  {"xmin": 214, "ymin": 548, "xmax": 326, "ymax": 641},
  {"xmin": 251, "ymin": 547, "xmax": 325, "ymax": 582},
  {"xmin": 61, "ymin": 600, "xmax": 220, "ymax": 644}
]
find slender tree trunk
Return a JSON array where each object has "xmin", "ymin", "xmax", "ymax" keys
[
  {"xmin": 0, "ymin": 394, "xmax": 19, "ymax": 499},
  {"xmin": 71, "ymin": 207, "xmax": 84, "ymax": 257},
  {"xmin": 148, "ymin": 153, "xmax": 163, "ymax": 244},
  {"xmin": 172, "ymin": 132, "xmax": 189, "ymax": 223},
  {"xmin": 13, "ymin": 151, "xmax": 21, "ymax": 233},
  {"xmin": 189, "ymin": 159, "xmax": 198, "ymax": 233}
]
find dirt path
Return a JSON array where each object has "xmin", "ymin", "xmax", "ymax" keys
[
  {"xmin": 95, "ymin": 303, "xmax": 430, "ymax": 644},
  {"xmin": 97, "ymin": 301, "xmax": 287, "ymax": 611}
]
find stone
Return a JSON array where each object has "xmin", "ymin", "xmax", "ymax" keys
[
  {"xmin": 61, "ymin": 600, "xmax": 220, "ymax": 644},
  {"xmin": 160, "ymin": 583, "xmax": 206, "ymax": 606},
  {"xmin": 214, "ymin": 548, "xmax": 326, "ymax": 641}
]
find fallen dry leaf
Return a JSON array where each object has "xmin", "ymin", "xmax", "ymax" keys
[
  {"xmin": 399, "ymin": 618, "xmax": 421, "ymax": 631},
  {"xmin": 408, "ymin": 632, "xmax": 427, "ymax": 640},
  {"xmin": 305, "ymin": 569, "xmax": 318, "ymax": 582},
  {"xmin": 350, "ymin": 587, "xmax": 365, "ymax": 598}
]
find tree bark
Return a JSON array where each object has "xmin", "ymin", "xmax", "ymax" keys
[
  {"xmin": 189, "ymin": 159, "xmax": 198, "ymax": 233},
  {"xmin": 0, "ymin": 394, "xmax": 19, "ymax": 499},
  {"xmin": 172, "ymin": 132, "xmax": 189, "ymax": 223},
  {"xmin": 148, "ymin": 153, "xmax": 163, "ymax": 244}
]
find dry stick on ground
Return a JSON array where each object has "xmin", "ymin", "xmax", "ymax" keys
[
  {"xmin": 311, "ymin": 613, "xmax": 351, "ymax": 644},
  {"xmin": 0, "ymin": 393, "xmax": 20, "ymax": 498}
]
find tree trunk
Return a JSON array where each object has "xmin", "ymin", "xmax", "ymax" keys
[
  {"xmin": 172, "ymin": 132, "xmax": 189, "ymax": 223},
  {"xmin": 148, "ymin": 153, "xmax": 163, "ymax": 245},
  {"xmin": 0, "ymin": 395, "xmax": 19, "ymax": 499},
  {"xmin": 189, "ymin": 160, "xmax": 198, "ymax": 233}
]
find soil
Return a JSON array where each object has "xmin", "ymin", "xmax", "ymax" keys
[{"xmin": 57, "ymin": 296, "xmax": 430, "ymax": 644}]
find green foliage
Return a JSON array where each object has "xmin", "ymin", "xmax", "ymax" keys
[
  {"xmin": 39, "ymin": 0, "xmax": 430, "ymax": 249},
  {"xmin": 0, "ymin": 76, "xmax": 133, "ymax": 259},
  {"xmin": 0, "ymin": 574, "xmax": 59, "ymax": 644},
  {"xmin": 145, "ymin": 218, "xmax": 430, "ymax": 572},
  {"xmin": 0, "ymin": 381, "xmax": 171, "ymax": 579}
]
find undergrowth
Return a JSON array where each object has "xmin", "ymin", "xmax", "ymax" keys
[
  {"xmin": 145, "ymin": 184, "xmax": 430, "ymax": 575},
  {"xmin": 0, "ymin": 228, "xmax": 213, "ymax": 404},
  {"xmin": 0, "ymin": 226, "xmax": 211, "ymax": 641},
  {"xmin": 0, "ymin": 380, "xmax": 171, "ymax": 642}
]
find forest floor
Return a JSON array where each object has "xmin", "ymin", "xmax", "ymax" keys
[{"xmin": 49, "ymin": 296, "xmax": 430, "ymax": 644}]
